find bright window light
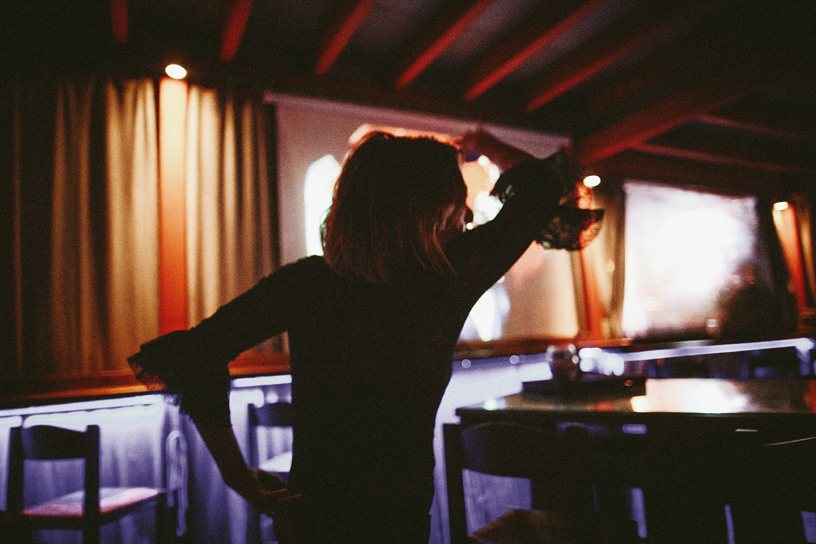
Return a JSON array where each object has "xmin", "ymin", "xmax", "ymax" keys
[
  {"xmin": 304, "ymin": 154, "xmax": 341, "ymax": 256},
  {"xmin": 621, "ymin": 182, "xmax": 765, "ymax": 339}
]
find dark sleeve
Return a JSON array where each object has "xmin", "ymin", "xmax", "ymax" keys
[
  {"xmin": 128, "ymin": 261, "xmax": 304, "ymax": 427},
  {"xmin": 444, "ymin": 158, "xmax": 562, "ymax": 303}
]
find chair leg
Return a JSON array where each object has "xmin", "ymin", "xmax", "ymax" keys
[
  {"xmin": 157, "ymin": 495, "xmax": 167, "ymax": 544},
  {"xmin": 0, "ymin": 513, "xmax": 33, "ymax": 544},
  {"xmin": 82, "ymin": 524, "xmax": 101, "ymax": 544},
  {"xmin": 730, "ymin": 500, "xmax": 807, "ymax": 544},
  {"xmin": 444, "ymin": 424, "xmax": 469, "ymax": 544}
]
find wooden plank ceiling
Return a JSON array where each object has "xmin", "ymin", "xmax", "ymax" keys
[{"xmin": 5, "ymin": 0, "xmax": 815, "ymax": 194}]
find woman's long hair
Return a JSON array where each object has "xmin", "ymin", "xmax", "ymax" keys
[{"xmin": 321, "ymin": 132, "xmax": 468, "ymax": 283}]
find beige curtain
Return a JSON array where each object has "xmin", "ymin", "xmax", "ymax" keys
[
  {"xmin": 184, "ymin": 86, "xmax": 276, "ymax": 328},
  {"xmin": 5, "ymin": 77, "xmax": 159, "ymax": 380},
  {"xmin": 5, "ymin": 77, "xmax": 276, "ymax": 388},
  {"xmin": 105, "ymin": 80, "xmax": 162, "ymax": 373},
  {"xmin": 48, "ymin": 78, "xmax": 160, "ymax": 376}
]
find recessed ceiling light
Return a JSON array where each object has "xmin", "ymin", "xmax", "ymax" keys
[
  {"xmin": 583, "ymin": 174, "xmax": 601, "ymax": 188},
  {"xmin": 165, "ymin": 64, "xmax": 187, "ymax": 79}
]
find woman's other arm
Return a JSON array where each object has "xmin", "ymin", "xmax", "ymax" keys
[
  {"xmin": 456, "ymin": 128, "xmax": 534, "ymax": 171},
  {"xmin": 195, "ymin": 422, "xmax": 301, "ymax": 515}
]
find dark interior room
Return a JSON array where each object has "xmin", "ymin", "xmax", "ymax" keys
[{"xmin": 2, "ymin": 1, "xmax": 816, "ymax": 543}]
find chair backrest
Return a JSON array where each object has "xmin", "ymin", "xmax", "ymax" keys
[
  {"xmin": 247, "ymin": 402, "xmax": 293, "ymax": 470},
  {"xmin": 248, "ymin": 401, "xmax": 294, "ymax": 429},
  {"xmin": 716, "ymin": 435, "xmax": 816, "ymax": 543},
  {"xmin": 458, "ymin": 421, "xmax": 589, "ymax": 479},
  {"xmin": 759, "ymin": 436, "xmax": 816, "ymax": 509},
  {"xmin": 445, "ymin": 421, "xmax": 595, "ymax": 544},
  {"xmin": 7, "ymin": 425, "xmax": 101, "ymax": 517}
]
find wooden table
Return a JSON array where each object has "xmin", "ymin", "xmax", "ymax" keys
[{"xmin": 453, "ymin": 378, "xmax": 816, "ymax": 543}]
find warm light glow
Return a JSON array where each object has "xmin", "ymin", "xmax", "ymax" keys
[
  {"xmin": 305, "ymin": 123, "xmax": 576, "ymax": 344},
  {"xmin": 583, "ymin": 174, "xmax": 601, "ymax": 187},
  {"xmin": 165, "ymin": 64, "xmax": 188, "ymax": 79},
  {"xmin": 158, "ymin": 77, "xmax": 189, "ymax": 334},
  {"xmin": 347, "ymin": 123, "xmax": 455, "ymax": 147},
  {"xmin": 774, "ymin": 201, "xmax": 789, "ymax": 211},
  {"xmin": 629, "ymin": 380, "xmax": 749, "ymax": 414}
]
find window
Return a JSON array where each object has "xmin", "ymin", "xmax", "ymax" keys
[{"xmin": 621, "ymin": 181, "xmax": 775, "ymax": 339}]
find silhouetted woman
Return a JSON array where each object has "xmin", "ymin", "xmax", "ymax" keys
[{"xmin": 129, "ymin": 129, "xmax": 600, "ymax": 543}]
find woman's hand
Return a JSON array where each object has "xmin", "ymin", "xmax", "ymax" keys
[
  {"xmin": 231, "ymin": 468, "xmax": 303, "ymax": 518},
  {"xmin": 193, "ymin": 423, "xmax": 303, "ymax": 518},
  {"xmin": 240, "ymin": 469, "xmax": 302, "ymax": 544},
  {"xmin": 455, "ymin": 128, "xmax": 535, "ymax": 171}
]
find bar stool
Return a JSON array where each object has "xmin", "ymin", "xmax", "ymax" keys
[{"xmin": 5, "ymin": 424, "xmax": 166, "ymax": 544}]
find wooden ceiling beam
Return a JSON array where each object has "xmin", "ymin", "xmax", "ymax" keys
[
  {"xmin": 395, "ymin": 0, "xmax": 494, "ymax": 89},
  {"xmin": 575, "ymin": 71, "xmax": 762, "ymax": 164},
  {"xmin": 581, "ymin": 0, "xmax": 771, "ymax": 118},
  {"xmin": 220, "ymin": 0, "xmax": 255, "ymax": 62},
  {"xmin": 702, "ymin": 88, "xmax": 816, "ymax": 145},
  {"xmin": 314, "ymin": 0, "xmax": 378, "ymax": 75},
  {"xmin": 697, "ymin": 114, "xmax": 816, "ymax": 145},
  {"xmin": 630, "ymin": 142, "xmax": 816, "ymax": 176},
  {"xmin": 642, "ymin": 123, "xmax": 816, "ymax": 174},
  {"xmin": 593, "ymin": 151, "xmax": 783, "ymax": 195},
  {"xmin": 525, "ymin": 0, "xmax": 704, "ymax": 112},
  {"xmin": 110, "ymin": 0, "xmax": 128, "ymax": 44},
  {"xmin": 464, "ymin": 0, "xmax": 604, "ymax": 101},
  {"xmin": 573, "ymin": 36, "xmax": 808, "ymax": 165},
  {"xmin": 574, "ymin": 0, "xmax": 815, "ymax": 164}
]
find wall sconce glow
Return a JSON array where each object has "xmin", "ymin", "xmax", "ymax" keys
[
  {"xmin": 774, "ymin": 201, "xmax": 789, "ymax": 211},
  {"xmin": 165, "ymin": 64, "xmax": 188, "ymax": 79},
  {"xmin": 583, "ymin": 174, "xmax": 601, "ymax": 187}
]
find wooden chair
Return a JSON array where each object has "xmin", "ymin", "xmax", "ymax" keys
[
  {"xmin": 727, "ymin": 435, "xmax": 816, "ymax": 543},
  {"xmin": 444, "ymin": 421, "xmax": 598, "ymax": 544},
  {"xmin": 248, "ymin": 401, "xmax": 294, "ymax": 483},
  {"xmin": 625, "ymin": 426, "xmax": 807, "ymax": 544},
  {"xmin": 247, "ymin": 401, "xmax": 294, "ymax": 543},
  {"xmin": 5, "ymin": 424, "xmax": 166, "ymax": 544}
]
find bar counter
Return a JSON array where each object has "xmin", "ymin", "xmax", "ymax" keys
[
  {"xmin": 456, "ymin": 378, "xmax": 816, "ymax": 440},
  {"xmin": 453, "ymin": 377, "xmax": 816, "ymax": 543}
]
